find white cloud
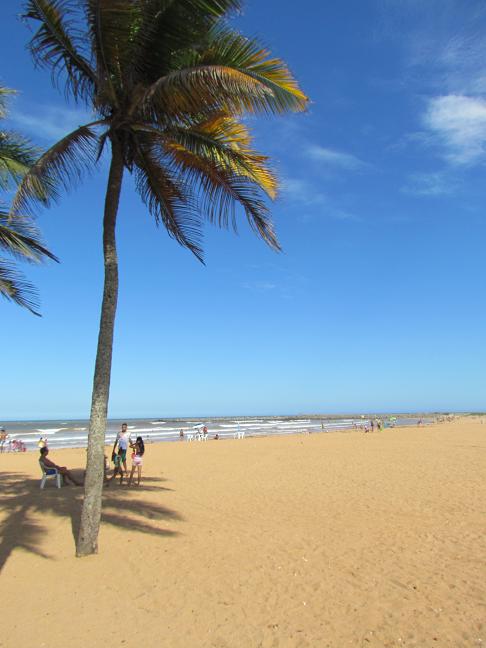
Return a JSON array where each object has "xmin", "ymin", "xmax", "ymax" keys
[
  {"xmin": 423, "ymin": 94, "xmax": 486, "ymax": 164},
  {"xmin": 8, "ymin": 105, "xmax": 93, "ymax": 142},
  {"xmin": 306, "ymin": 145, "xmax": 365, "ymax": 170}
]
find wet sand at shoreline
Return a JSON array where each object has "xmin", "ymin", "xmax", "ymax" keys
[{"xmin": 0, "ymin": 418, "xmax": 484, "ymax": 647}]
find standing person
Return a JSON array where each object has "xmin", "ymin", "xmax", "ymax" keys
[
  {"xmin": 128, "ymin": 436, "xmax": 145, "ymax": 487},
  {"xmin": 115, "ymin": 423, "xmax": 129, "ymax": 475},
  {"xmin": 0, "ymin": 427, "xmax": 6, "ymax": 453},
  {"xmin": 370, "ymin": 419, "xmax": 374, "ymax": 432},
  {"xmin": 179, "ymin": 428, "xmax": 184, "ymax": 441}
]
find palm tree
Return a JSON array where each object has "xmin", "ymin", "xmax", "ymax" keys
[
  {"xmin": 14, "ymin": 0, "xmax": 308, "ymax": 556},
  {"xmin": 0, "ymin": 86, "xmax": 57, "ymax": 314}
]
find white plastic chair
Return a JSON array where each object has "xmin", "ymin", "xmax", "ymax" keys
[
  {"xmin": 39, "ymin": 460, "xmax": 62, "ymax": 489},
  {"xmin": 187, "ymin": 433, "xmax": 194, "ymax": 442}
]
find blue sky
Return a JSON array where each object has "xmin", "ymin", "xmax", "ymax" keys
[{"xmin": 1, "ymin": 0, "xmax": 485, "ymax": 419}]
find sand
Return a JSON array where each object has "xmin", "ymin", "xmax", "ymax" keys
[{"xmin": 0, "ymin": 418, "xmax": 484, "ymax": 648}]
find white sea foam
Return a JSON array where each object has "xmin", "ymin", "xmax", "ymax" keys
[{"xmin": 36, "ymin": 428, "xmax": 67, "ymax": 433}]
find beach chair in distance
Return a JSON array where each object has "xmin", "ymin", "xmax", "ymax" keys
[
  {"xmin": 39, "ymin": 460, "xmax": 62, "ymax": 489},
  {"xmin": 187, "ymin": 433, "xmax": 194, "ymax": 442}
]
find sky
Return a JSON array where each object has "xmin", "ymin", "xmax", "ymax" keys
[{"xmin": 1, "ymin": 0, "xmax": 485, "ymax": 420}]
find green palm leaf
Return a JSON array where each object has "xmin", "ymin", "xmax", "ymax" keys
[
  {"xmin": 0, "ymin": 210, "xmax": 58, "ymax": 262},
  {"xmin": 0, "ymin": 131, "xmax": 40, "ymax": 190},
  {"xmin": 133, "ymin": 135, "xmax": 204, "ymax": 260},
  {"xmin": 11, "ymin": 123, "xmax": 102, "ymax": 216},
  {"xmin": 0, "ymin": 258, "xmax": 43, "ymax": 315},
  {"xmin": 24, "ymin": 0, "xmax": 96, "ymax": 103}
]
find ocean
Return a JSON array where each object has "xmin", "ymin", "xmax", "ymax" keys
[{"xmin": 0, "ymin": 415, "xmax": 429, "ymax": 450}]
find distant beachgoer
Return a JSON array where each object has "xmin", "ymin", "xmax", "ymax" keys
[
  {"xmin": 38, "ymin": 437, "xmax": 46, "ymax": 449},
  {"xmin": 214, "ymin": 434, "xmax": 219, "ymax": 440},
  {"xmin": 179, "ymin": 429, "xmax": 184, "ymax": 440},
  {"xmin": 370, "ymin": 420, "xmax": 374, "ymax": 432},
  {"xmin": 0, "ymin": 428, "xmax": 6, "ymax": 453},
  {"xmin": 128, "ymin": 436, "xmax": 145, "ymax": 486},
  {"xmin": 203, "ymin": 425, "xmax": 208, "ymax": 436},
  {"xmin": 39, "ymin": 447, "xmax": 82, "ymax": 486},
  {"xmin": 12, "ymin": 439, "xmax": 26, "ymax": 452}
]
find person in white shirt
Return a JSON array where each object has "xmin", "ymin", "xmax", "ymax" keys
[{"xmin": 112, "ymin": 423, "xmax": 129, "ymax": 477}]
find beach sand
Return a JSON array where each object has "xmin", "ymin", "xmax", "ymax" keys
[{"xmin": 0, "ymin": 418, "xmax": 484, "ymax": 648}]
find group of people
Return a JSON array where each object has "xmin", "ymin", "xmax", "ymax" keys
[
  {"xmin": 106, "ymin": 423, "xmax": 145, "ymax": 486},
  {"xmin": 37, "ymin": 422, "xmax": 145, "ymax": 487},
  {"xmin": 0, "ymin": 428, "xmax": 26, "ymax": 452}
]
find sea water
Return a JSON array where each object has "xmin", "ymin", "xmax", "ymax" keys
[{"xmin": 0, "ymin": 416, "xmax": 430, "ymax": 450}]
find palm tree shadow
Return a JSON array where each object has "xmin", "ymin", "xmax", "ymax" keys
[{"xmin": 0, "ymin": 472, "xmax": 182, "ymax": 573}]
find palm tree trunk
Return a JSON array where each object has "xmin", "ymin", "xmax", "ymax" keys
[{"xmin": 76, "ymin": 137, "xmax": 124, "ymax": 557}]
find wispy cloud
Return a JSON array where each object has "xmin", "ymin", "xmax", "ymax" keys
[
  {"xmin": 281, "ymin": 177, "xmax": 327, "ymax": 206},
  {"xmin": 8, "ymin": 104, "xmax": 93, "ymax": 142},
  {"xmin": 423, "ymin": 94, "xmax": 486, "ymax": 164},
  {"xmin": 306, "ymin": 145, "xmax": 366, "ymax": 171},
  {"xmin": 402, "ymin": 171, "xmax": 456, "ymax": 196},
  {"xmin": 241, "ymin": 281, "xmax": 277, "ymax": 292},
  {"xmin": 280, "ymin": 176, "xmax": 361, "ymax": 222}
]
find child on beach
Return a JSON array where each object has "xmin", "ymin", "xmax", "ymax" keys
[
  {"xmin": 107, "ymin": 448, "xmax": 125, "ymax": 485},
  {"xmin": 128, "ymin": 436, "xmax": 145, "ymax": 486}
]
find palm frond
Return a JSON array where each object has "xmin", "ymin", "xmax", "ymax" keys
[
  {"xmin": 200, "ymin": 28, "xmax": 308, "ymax": 113},
  {"xmin": 140, "ymin": 25, "xmax": 307, "ymax": 119},
  {"xmin": 141, "ymin": 65, "xmax": 277, "ymax": 119},
  {"xmin": 10, "ymin": 123, "xmax": 102, "ymax": 216},
  {"xmin": 0, "ymin": 131, "xmax": 40, "ymax": 190},
  {"xmin": 127, "ymin": 0, "xmax": 242, "ymax": 86},
  {"xmin": 83, "ymin": 0, "xmax": 147, "ymax": 107},
  {"xmin": 0, "ymin": 209, "xmax": 58, "ymax": 263},
  {"xmin": 23, "ymin": 0, "xmax": 96, "ymax": 103},
  {"xmin": 134, "ymin": 117, "xmax": 278, "ymax": 199},
  {"xmin": 133, "ymin": 135, "xmax": 204, "ymax": 261},
  {"xmin": 0, "ymin": 87, "xmax": 16, "ymax": 119},
  {"xmin": 165, "ymin": 115, "xmax": 278, "ymax": 198},
  {"xmin": 0, "ymin": 258, "xmax": 41, "ymax": 315},
  {"xmin": 156, "ymin": 130, "xmax": 280, "ymax": 250}
]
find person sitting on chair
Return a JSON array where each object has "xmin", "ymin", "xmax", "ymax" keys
[{"xmin": 39, "ymin": 447, "xmax": 82, "ymax": 486}]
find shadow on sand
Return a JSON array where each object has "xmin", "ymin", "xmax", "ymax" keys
[{"xmin": 0, "ymin": 470, "xmax": 182, "ymax": 572}]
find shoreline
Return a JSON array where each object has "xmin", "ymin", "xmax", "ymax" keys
[{"xmin": 1, "ymin": 413, "xmax": 437, "ymax": 451}]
